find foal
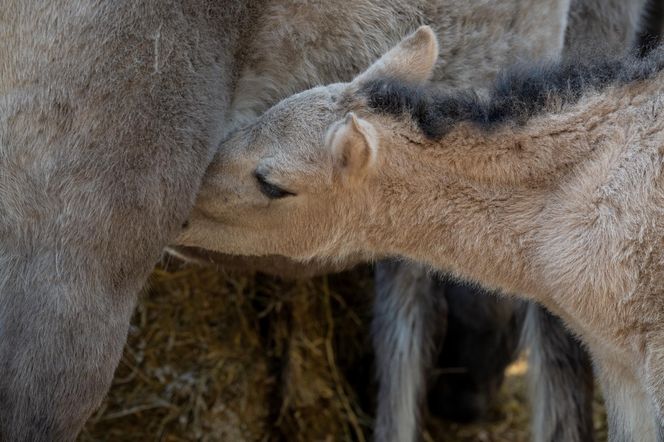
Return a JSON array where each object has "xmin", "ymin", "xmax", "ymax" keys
[{"xmin": 180, "ymin": 27, "xmax": 664, "ymax": 440}]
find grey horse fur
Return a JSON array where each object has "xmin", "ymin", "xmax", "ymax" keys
[{"xmin": 0, "ymin": 1, "xmax": 254, "ymax": 439}]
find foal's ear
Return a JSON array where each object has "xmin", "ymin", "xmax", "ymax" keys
[
  {"xmin": 353, "ymin": 25, "xmax": 439, "ymax": 86},
  {"xmin": 326, "ymin": 113, "xmax": 378, "ymax": 180}
]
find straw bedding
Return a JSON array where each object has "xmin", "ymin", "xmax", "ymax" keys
[{"xmin": 80, "ymin": 263, "xmax": 608, "ymax": 441}]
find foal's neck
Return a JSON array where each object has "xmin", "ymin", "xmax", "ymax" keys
[{"xmin": 368, "ymin": 66, "xmax": 664, "ymax": 301}]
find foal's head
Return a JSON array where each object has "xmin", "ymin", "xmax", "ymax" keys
[{"xmin": 178, "ymin": 26, "xmax": 439, "ymax": 260}]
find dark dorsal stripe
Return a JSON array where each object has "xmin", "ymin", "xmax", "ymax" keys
[{"xmin": 361, "ymin": 46, "xmax": 664, "ymax": 140}]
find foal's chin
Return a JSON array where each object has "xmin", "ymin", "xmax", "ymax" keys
[
  {"xmin": 164, "ymin": 245, "xmax": 364, "ymax": 279},
  {"xmin": 173, "ymin": 224, "xmax": 268, "ymax": 258}
]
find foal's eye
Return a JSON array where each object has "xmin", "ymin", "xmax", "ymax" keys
[{"xmin": 254, "ymin": 171, "xmax": 296, "ymax": 199}]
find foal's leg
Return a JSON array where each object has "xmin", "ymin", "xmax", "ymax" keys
[
  {"xmin": 644, "ymin": 338, "xmax": 664, "ymax": 441},
  {"xmin": 596, "ymin": 360, "xmax": 657, "ymax": 442},
  {"xmin": 372, "ymin": 260, "xmax": 445, "ymax": 442},
  {"xmin": 522, "ymin": 304, "xmax": 595, "ymax": 442},
  {"xmin": 0, "ymin": 2, "xmax": 238, "ymax": 440}
]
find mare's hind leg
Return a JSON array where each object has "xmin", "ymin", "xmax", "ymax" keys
[
  {"xmin": 372, "ymin": 260, "xmax": 445, "ymax": 442},
  {"xmin": 372, "ymin": 262, "xmax": 523, "ymax": 441},
  {"xmin": 0, "ymin": 2, "xmax": 234, "ymax": 439},
  {"xmin": 523, "ymin": 304, "xmax": 595, "ymax": 442}
]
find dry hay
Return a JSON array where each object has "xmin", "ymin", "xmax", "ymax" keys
[{"xmin": 80, "ymin": 263, "xmax": 608, "ymax": 441}]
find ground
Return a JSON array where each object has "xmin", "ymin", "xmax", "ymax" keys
[{"xmin": 80, "ymin": 264, "xmax": 608, "ymax": 442}]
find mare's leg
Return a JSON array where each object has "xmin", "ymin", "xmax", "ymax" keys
[
  {"xmin": 523, "ymin": 304, "xmax": 595, "ymax": 442},
  {"xmin": 0, "ymin": 2, "xmax": 238, "ymax": 439},
  {"xmin": 372, "ymin": 260, "xmax": 445, "ymax": 442}
]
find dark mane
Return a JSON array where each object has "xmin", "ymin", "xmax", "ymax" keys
[{"xmin": 361, "ymin": 46, "xmax": 664, "ymax": 139}]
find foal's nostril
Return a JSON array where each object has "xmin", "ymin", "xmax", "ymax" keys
[{"xmin": 181, "ymin": 220, "xmax": 190, "ymax": 229}]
